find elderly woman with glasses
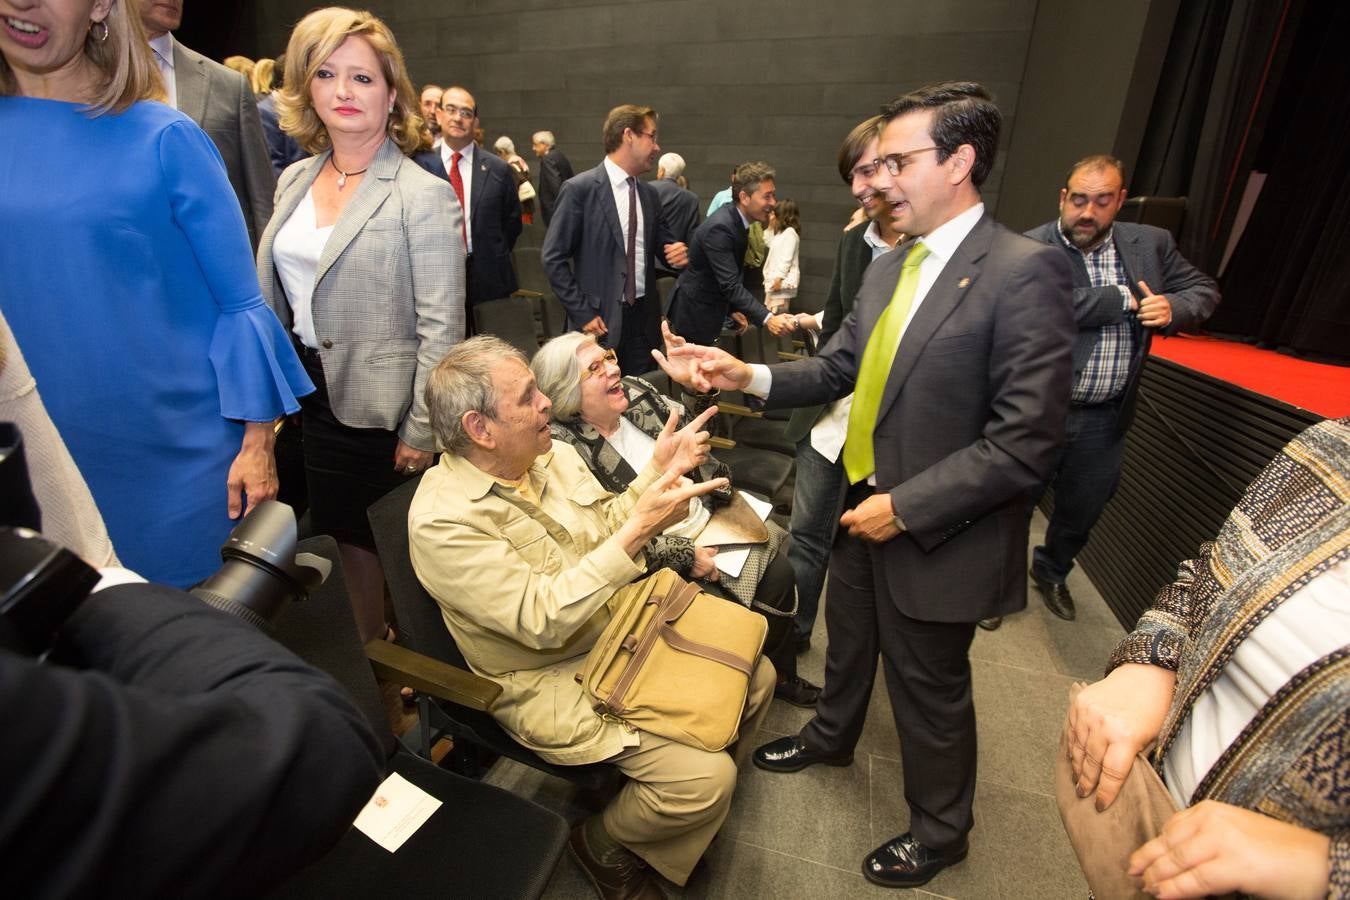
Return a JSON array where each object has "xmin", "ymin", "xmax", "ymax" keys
[
  {"xmin": 256, "ymin": 6, "xmax": 465, "ymax": 642},
  {"xmin": 531, "ymin": 331, "xmax": 820, "ymax": 707}
]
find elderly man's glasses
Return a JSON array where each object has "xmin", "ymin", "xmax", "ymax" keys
[
  {"xmin": 580, "ymin": 349, "xmax": 619, "ymax": 380},
  {"xmin": 440, "ymin": 104, "xmax": 476, "ymax": 119},
  {"xmin": 881, "ymin": 146, "xmax": 940, "ymax": 175}
]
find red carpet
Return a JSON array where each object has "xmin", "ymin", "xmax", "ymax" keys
[{"xmin": 1149, "ymin": 334, "xmax": 1350, "ymax": 417}]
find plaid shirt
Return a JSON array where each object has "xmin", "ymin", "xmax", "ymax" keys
[{"xmin": 1062, "ymin": 227, "xmax": 1137, "ymax": 403}]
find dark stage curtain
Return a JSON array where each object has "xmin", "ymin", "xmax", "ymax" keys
[
  {"xmin": 1208, "ymin": 3, "xmax": 1350, "ymax": 364},
  {"xmin": 1132, "ymin": 0, "xmax": 1301, "ymax": 275}
]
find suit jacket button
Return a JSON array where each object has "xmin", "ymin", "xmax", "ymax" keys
[{"xmin": 322, "ymin": 339, "xmax": 333, "ymax": 349}]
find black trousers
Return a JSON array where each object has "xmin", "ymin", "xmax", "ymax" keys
[{"xmin": 802, "ymin": 483, "xmax": 977, "ymax": 852}]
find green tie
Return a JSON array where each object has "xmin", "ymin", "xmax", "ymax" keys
[{"xmin": 842, "ymin": 241, "xmax": 931, "ymax": 484}]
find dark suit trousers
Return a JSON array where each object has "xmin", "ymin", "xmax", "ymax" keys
[
  {"xmin": 615, "ymin": 295, "xmax": 659, "ymax": 377},
  {"xmin": 800, "ymin": 483, "xmax": 880, "ymax": 757},
  {"xmin": 804, "ymin": 484, "xmax": 978, "ymax": 852}
]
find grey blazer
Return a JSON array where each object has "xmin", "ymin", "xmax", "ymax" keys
[
  {"xmin": 256, "ymin": 138, "xmax": 466, "ymax": 451},
  {"xmin": 172, "ymin": 39, "xmax": 275, "ymax": 248},
  {"xmin": 767, "ymin": 215, "xmax": 1075, "ymax": 622}
]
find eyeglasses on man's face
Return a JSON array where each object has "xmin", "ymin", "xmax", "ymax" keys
[
  {"xmin": 881, "ymin": 146, "xmax": 940, "ymax": 176},
  {"xmin": 580, "ymin": 348, "xmax": 619, "ymax": 380},
  {"xmin": 440, "ymin": 103, "xmax": 476, "ymax": 120},
  {"xmin": 848, "ymin": 159, "xmax": 883, "ymax": 182}
]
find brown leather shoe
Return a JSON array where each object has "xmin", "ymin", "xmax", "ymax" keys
[{"xmin": 568, "ymin": 820, "xmax": 665, "ymax": 899}]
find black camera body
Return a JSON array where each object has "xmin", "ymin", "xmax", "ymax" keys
[{"xmin": 1, "ymin": 419, "xmax": 330, "ymax": 655}]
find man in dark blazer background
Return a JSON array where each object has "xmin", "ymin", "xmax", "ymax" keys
[
  {"xmin": 531, "ymin": 130, "xmax": 574, "ymax": 227},
  {"xmin": 667, "ymin": 162, "xmax": 797, "ymax": 346},
  {"xmin": 658, "ymin": 83, "xmax": 1075, "ymax": 889},
  {"xmin": 651, "ymin": 152, "xmax": 700, "ymax": 277},
  {"xmin": 434, "ymin": 86, "xmax": 523, "ymax": 312},
  {"xmin": 1019, "ymin": 154, "xmax": 1219, "ymax": 624},
  {"xmin": 541, "ymin": 105, "xmax": 687, "ymax": 376},
  {"xmin": 137, "ymin": 0, "xmax": 275, "ymax": 249}
]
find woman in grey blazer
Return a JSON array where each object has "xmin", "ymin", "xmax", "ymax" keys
[{"xmin": 257, "ymin": 8, "xmax": 466, "ymax": 642}]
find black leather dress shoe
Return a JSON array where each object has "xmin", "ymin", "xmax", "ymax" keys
[
  {"xmin": 863, "ymin": 832, "xmax": 968, "ymax": 888},
  {"xmin": 774, "ymin": 675, "xmax": 822, "ymax": 708},
  {"xmin": 976, "ymin": 616, "xmax": 1003, "ymax": 631},
  {"xmin": 1031, "ymin": 570, "xmax": 1076, "ymax": 620},
  {"xmin": 752, "ymin": 734, "xmax": 853, "ymax": 773}
]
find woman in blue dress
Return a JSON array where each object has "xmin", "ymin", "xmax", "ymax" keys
[{"xmin": 0, "ymin": 0, "xmax": 313, "ymax": 586}]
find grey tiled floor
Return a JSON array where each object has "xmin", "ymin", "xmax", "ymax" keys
[{"xmin": 487, "ymin": 512, "xmax": 1122, "ymax": 898}]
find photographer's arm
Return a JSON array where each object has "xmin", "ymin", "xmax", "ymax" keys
[{"xmin": 2, "ymin": 583, "xmax": 384, "ymax": 899}]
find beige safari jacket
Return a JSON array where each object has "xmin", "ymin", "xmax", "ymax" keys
[{"xmin": 408, "ymin": 443, "xmax": 658, "ymax": 764}]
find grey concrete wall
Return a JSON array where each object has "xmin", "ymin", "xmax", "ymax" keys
[
  {"xmin": 996, "ymin": 0, "xmax": 1178, "ymax": 233},
  {"xmin": 239, "ymin": 0, "xmax": 1040, "ymax": 313}
]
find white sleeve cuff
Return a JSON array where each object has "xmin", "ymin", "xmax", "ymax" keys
[{"xmin": 746, "ymin": 364, "xmax": 773, "ymax": 398}]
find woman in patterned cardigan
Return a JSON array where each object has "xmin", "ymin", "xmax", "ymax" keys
[
  {"xmin": 531, "ymin": 331, "xmax": 821, "ymax": 708},
  {"xmin": 1065, "ymin": 416, "xmax": 1349, "ymax": 898}
]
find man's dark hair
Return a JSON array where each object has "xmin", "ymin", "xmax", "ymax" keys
[
  {"xmin": 837, "ymin": 115, "xmax": 884, "ymax": 182},
  {"xmin": 733, "ymin": 161, "xmax": 775, "ymax": 201},
  {"xmin": 1065, "ymin": 153, "xmax": 1125, "ymax": 187},
  {"xmin": 882, "ymin": 82, "xmax": 1001, "ymax": 188},
  {"xmin": 602, "ymin": 104, "xmax": 657, "ymax": 153}
]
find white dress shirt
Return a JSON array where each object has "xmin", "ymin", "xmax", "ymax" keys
[
  {"xmin": 807, "ymin": 220, "xmax": 902, "ymax": 462},
  {"xmin": 603, "ymin": 156, "xmax": 646, "ymax": 299},
  {"xmin": 439, "ymin": 142, "xmax": 474, "ymax": 254},
  {"xmin": 147, "ymin": 32, "xmax": 177, "ymax": 109}
]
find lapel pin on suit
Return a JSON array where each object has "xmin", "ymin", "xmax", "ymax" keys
[{"xmin": 957, "ymin": 277, "xmax": 971, "ymax": 289}]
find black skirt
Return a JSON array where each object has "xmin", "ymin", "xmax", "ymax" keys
[{"xmin": 297, "ymin": 348, "xmax": 412, "ymax": 549}]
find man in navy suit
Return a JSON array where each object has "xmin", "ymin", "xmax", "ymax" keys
[
  {"xmin": 541, "ymin": 105, "xmax": 687, "ymax": 376},
  {"xmin": 532, "ymin": 130, "xmax": 574, "ymax": 227},
  {"xmin": 659, "ymin": 83, "xmax": 1075, "ymax": 888},
  {"xmin": 435, "ymin": 87, "xmax": 523, "ymax": 314},
  {"xmin": 667, "ymin": 162, "xmax": 798, "ymax": 346},
  {"xmin": 1017, "ymin": 154, "xmax": 1219, "ymax": 625}
]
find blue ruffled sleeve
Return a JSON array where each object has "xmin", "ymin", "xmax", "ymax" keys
[{"xmin": 158, "ymin": 118, "xmax": 313, "ymax": 421}]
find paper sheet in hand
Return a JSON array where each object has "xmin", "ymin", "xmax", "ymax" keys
[
  {"xmin": 352, "ymin": 772, "xmax": 442, "ymax": 852},
  {"xmin": 702, "ymin": 492, "xmax": 774, "ymax": 578}
]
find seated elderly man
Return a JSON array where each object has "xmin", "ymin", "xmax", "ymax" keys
[{"xmin": 408, "ymin": 336, "xmax": 776, "ymax": 899}]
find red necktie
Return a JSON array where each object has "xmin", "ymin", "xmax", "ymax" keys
[
  {"xmin": 449, "ymin": 151, "xmax": 467, "ymax": 250},
  {"xmin": 625, "ymin": 177, "xmax": 637, "ymax": 305}
]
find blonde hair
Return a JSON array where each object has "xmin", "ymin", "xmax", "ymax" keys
[
  {"xmin": 251, "ymin": 57, "xmax": 275, "ymax": 95},
  {"xmin": 276, "ymin": 7, "xmax": 421, "ymax": 155},
  {"xmin": 223, "ymin": 55, "xmax": 255, "ymax": 80},
  {"xmin": 0, "ymin": 0, "xmax": 164, "ymax": 113}
]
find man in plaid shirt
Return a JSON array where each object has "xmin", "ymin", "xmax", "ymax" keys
[{"xmin": 1002, "ymin": 154, "xmax": 1219, "ymax": 628}]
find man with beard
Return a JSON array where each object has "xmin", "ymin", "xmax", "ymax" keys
[
  {"xmin": 1016, "ymin": 154, "xmax": 1219, "ymax": 627},
  {"xmin": 420, "ymin": 84, "xmax": 443, "ymax": 146},
  {"xmin": 541, "ymin": 105, "xmax": 687, "ymax": 375}
]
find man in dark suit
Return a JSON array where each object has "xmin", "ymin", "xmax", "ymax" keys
[
  {"xmin": 1019, "ymin": 154, "xmax": 1219, "ymax": 624},
  {"xmin": 657, "ymin": 83, "xmax": 1075, "ymax": 888},
  {"xmin": 434, "ymin": 86, "xmax": 523, "ymax": 312},
  {"xmin": 783, "ymin": 115, "xmax": 904, "ymax": 652},
  {"xmin": 540, "ymin": 105, "xmax": 687, "ymax": 376},
  {"xmin": 651, "ymin": 153, "xmax": 701, "ymax": 277},
  {"xmin": 667, "ymin": 162, "xmax": 797, "ymax": 346},
  {"xmin": 137, "ymin": 0, "xmax": 275, "ymax": 249},
  {"xmin": 531, "ymin": 130, "xmax": 574, "ymax": 226}
]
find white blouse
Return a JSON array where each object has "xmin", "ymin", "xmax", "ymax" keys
[
  {"xmin": 1163, "ymin": 557, "xmax": 1350, "ymax": 807},
  {"xmin": 606, "ymin": 416, "xmax": 710, "ymax": 540},
  {"xmin": 763, "ymin": 225, "xmax": 800, "ymax": 307},
  {"xmin": 272, "ymin": 190, "xmax": 333, "ymax": 350}
]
